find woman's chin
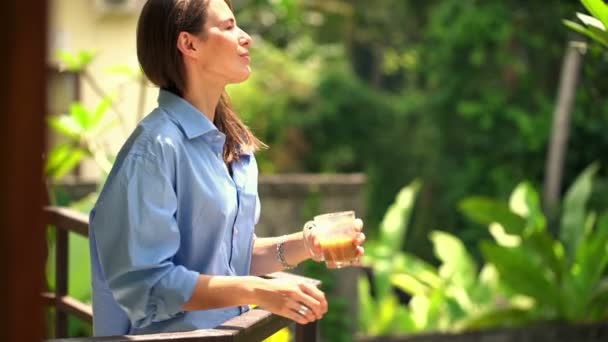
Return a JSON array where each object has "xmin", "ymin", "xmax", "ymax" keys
[{"xmin": 229, "ymin": 69, "xmax": 251, "ymax": 84}]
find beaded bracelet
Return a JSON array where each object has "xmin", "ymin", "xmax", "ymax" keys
[{"xmin": 276, "ymin": 235, "xmax": 297, "ymax": 270}]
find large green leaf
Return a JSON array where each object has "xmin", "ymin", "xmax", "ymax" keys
[
  {"xmin": 587, "ymin": 280, "xmax": 608, "ymax": 320},
  {"xmin": 563, "ymin": 19, "xmax": 608, "ymax": 47},
  {"xmin": 392, "ymin": 252, "xmax": 441, "ymax": 288},
  {"xmin": 372, "ymin": 257, "xmax": 394, "ymax": 300},
  {"xmin": 378, "ymin": 180, "xmax": 421, "ymax": 252},
  {"xmin": 560, "ymin": 163, "xmax": 599, "ymax": 263},
  {"xmin": 488, "ymin": 223, "xmax": 521, "ymax": 247},
  {"xmin": 430, "ymin": 231, "xmax": 477, "ymax": 287},
  {"xmin": 409, "ymin": 290, "xmax": 445, "ymax": 331},
  {"xmin": 358, "ymin": 276, "xmax": 375, "ymax": 334},
  {"xmin": 391, "ymin": 273, "xmax": 431, "ymax": 296},
  {"xmin": 524, "ymin": 231, "xmax": 565, "ymax": 282},
  {"xmin": 567, "ymin": 212, "xmax": 608, "ymax": 316},
  {"xmin": 375, "ymin": 293, "xmax": 401, "ymax": 335},
  {"xmin": 481, "ymin": 242, "xmax": 558, "ymax": 308},
  {"xmin": 509, "ymin": 182, "xmax": 546, "ymax": 234},
  {"xmin": 91, "ymin": 97, "xmax": 112, "ymax": 129},
  {"xmin": 48, "ymin": 115, "xmax": 83, "ymax": 140},
  {"xmin": 582, "ymin": 0, "xmax": 608, "ymax": 28},
  {"xmin": 459, "ymin": 197, "xmax": 526, "ymax": 235},
  {"xmin": 45, "ymin": 144, "xmax": 86, "ymax": 180},
  {"xmin": 70, "ymin": 102, "xmax": 91, "ymax": 130},
  {"xmin": 392, "ymin": 305, "xmax": 417, "ymax": 333},
  {"xmin": 56, "ymin": 50, "xmax": 96, "ymax": 72}
]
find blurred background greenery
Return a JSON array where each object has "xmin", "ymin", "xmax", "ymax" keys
[
  {"xmin": 45, "ymin": 0, "xmax": 608, "ymax": 340},
  {"xmin": 228, "ymin": 0, "xmax": 608, "ymax": 259}
]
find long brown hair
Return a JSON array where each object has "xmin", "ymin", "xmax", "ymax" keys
[{"xmin": 136, "ymin": 0, "xmax": 265, "ymax": 163}]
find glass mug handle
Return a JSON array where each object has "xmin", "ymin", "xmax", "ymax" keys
[{"xmin": 303, "ymin": 220, "xmax": 324, "ymax": 261}]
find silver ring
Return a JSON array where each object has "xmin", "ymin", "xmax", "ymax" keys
[{"xmin": 297, "ymin": 305, "xmax": 310, "ymax": 316}]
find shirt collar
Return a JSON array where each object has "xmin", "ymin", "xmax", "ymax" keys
[{"xmin": 157, "ymin": 89, "xmax": 217, "ymax": 140}]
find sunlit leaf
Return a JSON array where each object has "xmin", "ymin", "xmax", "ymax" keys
[
  {"xmin": 358, "ymin": 276, "xmax": 375, "ymax": 334},
  {"xmin": 391, "ymin": 273, "xmax": 429, "ymax": 296},
  {"xmin": 459, "ymin": 197, "xmax": 526, "ymax": 235},
  {"xmin": 577, "ymin": 12, "xmax": 606, "ymax": 30},
  {"xmin": 582, "ymin": 0, "xmax": 608, "ymax": 29},
  {"xmin": 70, "ymin": 102, "xmax": 91, "ymax": 129},
  {"xmin": 560, "ymin": 163, "xmax": 599, "ymax": 263},
  {"xmin": 45, "ymin": 144, "xmax": 86, "ymax": 180},
  {"xmin": 48, "ymin": 116, "xmax": 83, "ymax": 139},
  {"xmin": 56, "ymin": 49, "xmax": 96, "ymax": 72},
  {"xmin": 392, "ymin": 252, "xmax": 441, "ymax": 288},
  {"xmin": 430, "ymin": 231, "xmax": 477, "ymax": 287},
  {"xmin": 378, "ymin": 180, "xmax": 421, "ymax": 252},
  {"xmin": 91, "ymin": 97, "xmax": 113, "ymax": 128},
  {"xmin": 563, "ymin": 20, "xmax": 608, "ymax": 47},
  {"xmin": 481, "ymin": 242, "xmax": 558, "ymax": 308},
  {"xmin": 569, "ymin": 213, "xmax": 608, "ymax": 315},
  {"xmin": 509, "ymin": 182, "xmax": 546, "ymax": 234},
  {"xmin": 489, "ymin": 223, "xmax": 521, "ymax": 247}
]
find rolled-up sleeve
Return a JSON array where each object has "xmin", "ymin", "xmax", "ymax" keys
[{"xmin": 91, "ymin": 153, "xmax": 199, "ymax": 329}]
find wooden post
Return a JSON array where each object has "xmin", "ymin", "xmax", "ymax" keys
[
  {"xmin": 56, "ymin": 229, "xmax": 70, "ymax": 337},
  {"xmin": 295, "ymin": 322, "xmax": 318, "ymax": 342},
  {"xmin": 543, "ymin": 40, "xmax": 585, "ymax": 218},
  {"xmin": 0, "ymin": 0, "xmax": 48, "ymax": 341}
]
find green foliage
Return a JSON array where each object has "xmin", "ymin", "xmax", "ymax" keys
[
  {"xmin": 564, "ymin": 0, "xmax": 608, "ymax": 48},
  {"xmin": 362, "ymin": 165, "xmax": 608, "ymax": 337},
  {"xmin": 56, "ymin": 50, "xmax": 96, "ymax": 72},
  {"xmin": 238, "ymin": 0, "xmax": 608, "ymax": 264},
  {"xmin": 46, "ymin": 99, "xmax": 114, "ymax": 179},
  {"xmin": 461, "ymin": 164, "xmax": 608, "ymax": 322},
  {"xmin": 360, "ymin": 181, "xmax": 526, "ymax": 335},
  {"xmin": 228, "ymin": 38, "xmax": 322, "ymax": 173},
  {"xmin": 46, "ymin": 49, "xmax": 146, "ymax": 338}
]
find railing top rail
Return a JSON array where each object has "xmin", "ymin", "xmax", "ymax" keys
[
  {"xmin": 45, "ymin": 206, "xmax": 89, "ymax": 237},
  {"xmin": 44, "ymin": 206, "xmax": 321, "ymax": 342},
  {"xmin": 49, "ymin": 308, "xmax": 289, "ymax": 342}
]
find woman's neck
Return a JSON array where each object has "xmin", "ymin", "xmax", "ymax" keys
[{"xmin": 182, "ymin": 72, "xmax": 225, "ymax": 122}]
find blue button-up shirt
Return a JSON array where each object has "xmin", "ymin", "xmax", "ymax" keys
[{"xmin": 89, "ymin": 89, "xmax": 260, "ymax": 336}]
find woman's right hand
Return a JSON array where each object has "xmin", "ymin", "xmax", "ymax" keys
[{"xmin": 249, "ymin": 277, "xmax": 328, "ymax": 325}]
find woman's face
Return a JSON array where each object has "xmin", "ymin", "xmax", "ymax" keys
[{"xmin": 192, "ymin": 0, "xmax": 252, "ymax": 84}]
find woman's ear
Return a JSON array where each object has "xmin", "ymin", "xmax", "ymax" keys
[{"xmin": 176, "ymin": 32, "xmax": 198, "ymax": 58}]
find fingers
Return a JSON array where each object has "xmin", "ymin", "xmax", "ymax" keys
[
  {"xmin": 310, "ymin": 235, "xmax": 323, "ymax": 259},
  {"xmin": 299, "ymin": 283, "xmax": 328, "ymax": 316},
  {"xmin": 282, "ymin": 283, "xmax": 326, "ymax": 324},
  {"xmin": 354, "ymin": 218, "xmax": 364, "ymax": 232},
  {"xmin": 285, "ymin": 301, "xmax": 316, "ymax": 324},
  {"xmin": 354, "ymin": 232, "xmax": 366, "ymax": 246}
]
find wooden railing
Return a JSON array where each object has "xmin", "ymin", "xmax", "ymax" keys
[{"xmin": 43, "ymin": 206, "xmax": 319, "ymax": 342}]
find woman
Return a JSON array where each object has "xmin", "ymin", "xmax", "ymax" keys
[{"xmin": 89, "ymin": 0, "xmax": 365, "ymax": 336}]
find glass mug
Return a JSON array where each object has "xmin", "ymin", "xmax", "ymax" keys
[{"xmin": 304, "ymin": 211, "xmax": 358, "ymax": 268}]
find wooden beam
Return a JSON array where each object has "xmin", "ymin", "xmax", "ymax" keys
[
  {"xmin": 0, "ymin": 0, "xmax": 48, "ymax": 341},
  {"xmin": 42, "ymin": 292, "xmax": 93, "ymax": 324},
  {"xmin": 45, "ymin": 206, "xmax": 90, "ymax": 237}
]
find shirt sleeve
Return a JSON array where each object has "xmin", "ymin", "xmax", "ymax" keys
[{"xmin": 91, "ymin": 153, "xmax": 199, "ymax": 329}]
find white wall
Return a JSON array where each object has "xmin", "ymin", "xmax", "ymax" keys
[{"xmin": 49, "ymin": 0, "xmax": 158, "ymax": 180}]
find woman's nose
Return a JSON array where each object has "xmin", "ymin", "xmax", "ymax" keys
[{"xmin": 238, "ymin": 29, "xmax": 252, "ymax": 47}]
